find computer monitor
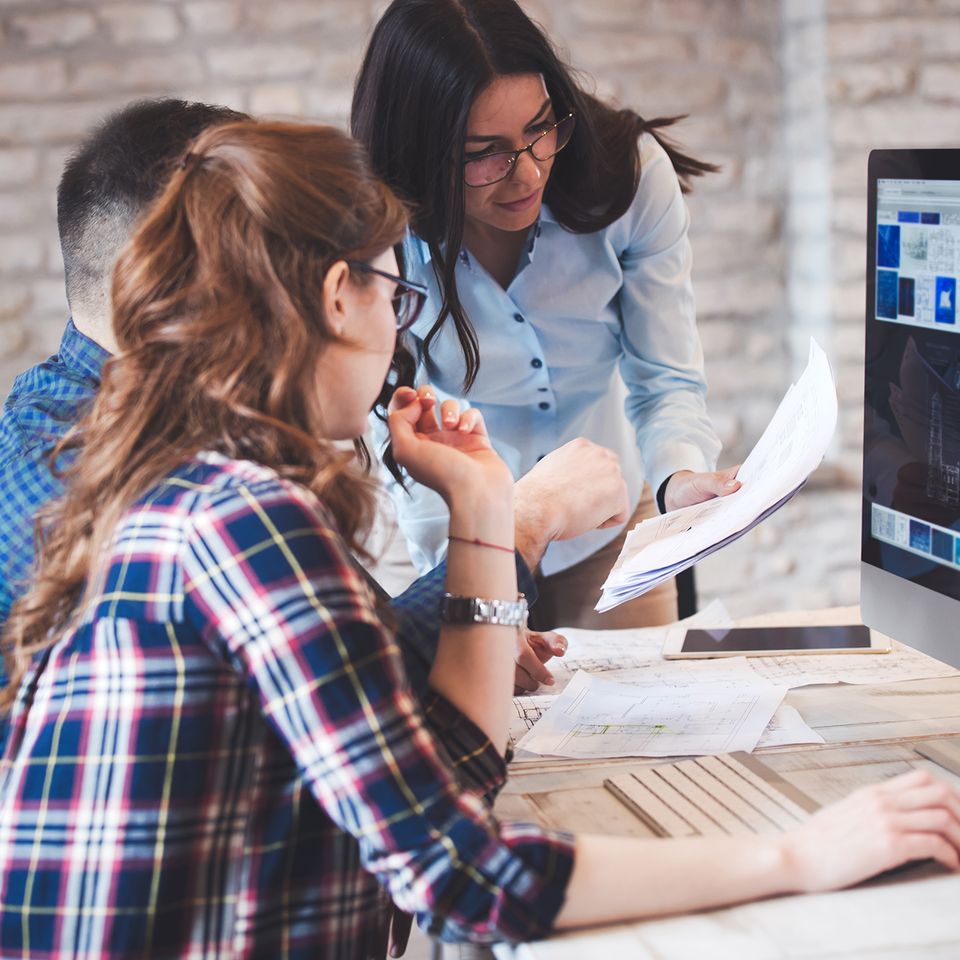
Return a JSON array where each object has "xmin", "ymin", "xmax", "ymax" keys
[{"xmin": 861, "ymin": 149, "xmax": 960, "ymax": 667}]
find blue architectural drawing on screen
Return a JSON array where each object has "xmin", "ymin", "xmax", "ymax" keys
[
  {"xmin": 935, "ymin": 276, "xmax": 957, "ymax": 325},
  {"xmin": 878, "ymin": 224, "xmax": 901, "ymax": 268},
  {"xmin": 877, "ymin": 269, "xmax": 899, "ymax": 319}
]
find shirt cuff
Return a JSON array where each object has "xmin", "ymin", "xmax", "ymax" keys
[
  {"xmin": 422, "ymin": 691, "xmax": 508, "ymax": 804},
  {"xmin": 646, "ymin": 441, "xmax": 713, "ymax": 510},
  {"xmin": 656, "ymin": 475, "xmax": 670, "ymax": 514}
]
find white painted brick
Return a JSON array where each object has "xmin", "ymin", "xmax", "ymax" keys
[
  {"xmin": 830, "ymin": 101, "xmax": 953, "ymax": 149},
  {"xmin": 696, "ymin": 195, "xmax": 782, "ymax": 238},
  {"xmin": 921, "ymin": 63, "xmax": 960, "ymax": 104},
  {"xmin": 0, "ymin": 99, "xmax": 129, "ymax": 143},
  {"xmin": 572, "ymin": 0, "xmax": 734, "ymax": 30},
  {"xmin": 8, "ymin": 10, "xmax": 97, "ymax": 48},
  {"xmin": 619, "ymin": 71, "xmax": 727, "ymax": 116},
  {"xmin": 206, "ymin": 44, "xmax": 317, "ymax": 81},
  {"xmin": 0, "ymin": 57, "xmax": 69, "ymax": 99},
  {"xmin": 313, "ymin": 48, "xmax": 365, "ymax": 87},
  {"xmin": 828, "ymin": 62, "xmax": 914, "ymax": 104},
  {"xmin": 829, "ymin": 16, "xmax": 960, "ymax": 61},
  {"xmin": 0, "ymin": 284, "xmax": 30, "ymax": 319},
  {"xmin": 182, "ymin": 1, "xmax": 241, "ymax": 36},
  {"xmin": 249, "ymin": 84, "xmax": 304, "ymax": 117},
  {"xmin": 99, "ymin": 5, "xmax": 181, "ymax": 45},
  {"xmin": 829, "ymin": 0, "xmax": 909, "ymax": 15},
  {"xmin": 46, "ymin": 242, "xmax": 65, "ymax": 275},
  {"xmin": 0, "ymin": 148, "xmax": 39, "ymax": 187},
  {"xmin": 0, "ymin": 235, "xmax": 44, "ymax": 272},
  {"xmin": 71, "ymin": 53, "xmax": 204, "ymax": 94},
  {"xmin": 831, "ymin": 279, "xmax": 866, "ymax": 323},
  {"xmin": 245, "ymin": 0, "xmax": 351, "ymax": 32},
  {"xmin": 727, "ymin": 85, "xmax": 782, "ymax": 122},
  {"xmin": 0, "ymin": 317, "xmax": 30, "ymax": 363},
  {"xmin": 29, "ymin": 276, "xmax": 69, "ymax": 316},
  {"xmin": 696, "ymin": 36, "xmax": 777, "ymax": 75},
  {"xmin": 0, "ymin": 188, "xmax": 53, "ymax": 228},
  {"xmin": 565, "ymin": 33, "xmax": 692, "ymax": 69}
]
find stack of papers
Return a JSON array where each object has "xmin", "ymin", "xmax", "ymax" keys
[
  {"xmin": 596, "ymin": 338, "xmax": 838, "ymax": 612},
  {"xmin": 515, "ymin": 670, "xmax": 788, "ymax": 759}
]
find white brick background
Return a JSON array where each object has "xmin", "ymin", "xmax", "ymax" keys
[{"xmin": 1, "ymin": 0, "xmax": 958, "ymax": 617}]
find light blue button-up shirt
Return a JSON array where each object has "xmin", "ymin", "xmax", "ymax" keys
[{"xmin": 377, "ymin": 134, "xmax": 722, "ymax": 576}]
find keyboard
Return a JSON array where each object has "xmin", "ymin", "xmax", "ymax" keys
[{"xmin": 604, "ymin": 753, "xmax": 817, "ymax": 838}]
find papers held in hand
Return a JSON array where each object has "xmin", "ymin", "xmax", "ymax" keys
[{"xmin": 596, "ymin": 338, "xmax": 838, "ymax": 612}]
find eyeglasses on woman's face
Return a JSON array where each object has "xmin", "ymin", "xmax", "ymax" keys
[
  {"xmin": 346, "ymin": 261, "xmax": 428, "ymax": 333},
  {"xmin": 462, "ymin": 112, "xmax": 576, "ymax": 188}
]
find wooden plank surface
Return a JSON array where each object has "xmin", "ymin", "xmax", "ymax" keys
[{"xmin": 494, "ymin": 610, "xmax": 960, "ymax": 957}]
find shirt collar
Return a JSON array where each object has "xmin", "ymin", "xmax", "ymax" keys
[
  {"xmin": 59, "ymin": 319, "xmax": 111, "ymax": 384},
  {"xmin": 409, "ymin": 203, "xmax": 555, "ymax": 269}
]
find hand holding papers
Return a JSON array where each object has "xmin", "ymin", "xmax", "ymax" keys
[{"xmin": 597, "ymin": 338, "xmax": 838, "ymax": 612}]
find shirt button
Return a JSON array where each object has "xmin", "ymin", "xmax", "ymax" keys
[
  {"xmin": 530, "ymin": 358, "xmax": 543, "ymax": 369},
  {"xmin": 538, "ymin": 401, "xmax": 550, "ymax": 410},
  {"xmin": 514, "ymin": 313, "xmax": 525, "ymax": 323}
]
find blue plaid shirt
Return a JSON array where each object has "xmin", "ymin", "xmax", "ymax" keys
[
  {"xmin": 0, "ymin": 453, "xmax": 573, "ymax": 957},
  {"xmin": 0, "ymin": 321, "xmax": 109, "ymax": 629}
]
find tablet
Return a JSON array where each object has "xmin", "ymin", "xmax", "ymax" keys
[{"xmin": 662, "ymin": 623, "xmax": 890, "ymax": 659}]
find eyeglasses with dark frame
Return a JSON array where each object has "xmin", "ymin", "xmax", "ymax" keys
[
  {"xmin": 346, "ymin": 261, "xmax": 428, "ymax": 333},
  {"xmin": 462, "ymin": 112, "xmax": 576, "ymax": 188}
]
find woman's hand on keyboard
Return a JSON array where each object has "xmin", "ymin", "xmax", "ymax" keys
[{"xmin": 783, "ymin": 768, "xmax": 960, "ymax": 891}]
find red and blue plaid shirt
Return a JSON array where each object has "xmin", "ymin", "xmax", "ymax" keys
[
  {"xmin": 0, "ymin": 319, "xmax": 537, "ymax": 753},
  {"xmin": 0, "ymin": 453, "xmax": 573, "ymax": 958}
]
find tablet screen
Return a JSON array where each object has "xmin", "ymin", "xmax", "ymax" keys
[{"xmin": 681, "ymin": 624, "xmax": 873, "ymax": 654}]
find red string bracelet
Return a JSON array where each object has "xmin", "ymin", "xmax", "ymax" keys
[{"xmin": 448, "ymin": 534, "xmax": 514, "ymax": 554}]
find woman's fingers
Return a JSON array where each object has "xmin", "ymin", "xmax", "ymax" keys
[
  {"xmin": 528, "ymin": 630, "xmax": 568, "ymax": 661},
  {"xmin": 887, "ymin": 781, "xmax": 960, "ymax": 820},
  {"xmin": 387, "ymin": 386, "xmax": 420, "ymax": 418},
  {"xmin": 415, "ymin": 385, "xmax": 439, "ymax": 433},
  {"xmin": 896, "ymin": 830, "xmax": 960, "ymax": 872},
  {"xmin": 893, "ymin": 808, "xmax": 960, "ymax": 849},
  {"xmin": 439, "ymin": 398, "xmax": 461, "ymax": 428},
  {"xmin": 515, "ymin": 634, "xmax": 555, "ymax": 689}
]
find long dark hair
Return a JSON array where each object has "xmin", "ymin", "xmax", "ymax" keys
[
  {"xmin": 352, "ymin": 0, "xmax": 717, "ymax": 392},
  {"xmin": 1, "ymin": 121, "xmax": 408, "ymax": 711}
]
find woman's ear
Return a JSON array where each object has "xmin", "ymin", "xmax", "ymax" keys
[{"xmin": 322, "ymin": 259, "xmax": 351, "ymax": 335}]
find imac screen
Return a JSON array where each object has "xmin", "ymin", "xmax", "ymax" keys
[{"xmin": 863, "ymin": 172, "xmax": 960, "ymax": 603}]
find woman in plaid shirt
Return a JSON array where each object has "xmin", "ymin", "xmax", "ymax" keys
[{"xmin": 1, "ymin": 120, "xmax": 959, "ymax": 960}]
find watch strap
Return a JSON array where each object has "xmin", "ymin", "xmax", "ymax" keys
[{"xmin": 440, "ymin": 593, "xmax": 528, "ymax": 628}]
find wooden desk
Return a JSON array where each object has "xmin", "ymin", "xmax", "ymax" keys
[{"xmin": 493, "ymin": 615, "xmax": 960, "ymax": 959}]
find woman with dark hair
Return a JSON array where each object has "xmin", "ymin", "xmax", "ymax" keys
[
  {"xmin": 2, "ymin": 119, "xmax": 958, "ymax": 960},
  {"xmin": 353, "ymin": 0, "xmax": 741, "ymax": 630}
]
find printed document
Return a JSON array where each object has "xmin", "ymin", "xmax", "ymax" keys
[
  {"xmin": 515, "ymin": 670, "xmax": 787, "ymax": 759},
  {"xmin": 597, "ymin": 338, "xmax": 838, "ymax": 611}
]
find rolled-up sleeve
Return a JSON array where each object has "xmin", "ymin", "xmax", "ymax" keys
[
  {"xmin": 182, "ymin": 477, "xmax": 573, "ymax": 944},
  {"xmin": 618, "ymin": 134, "xmax": 722, "ymax": 497}
]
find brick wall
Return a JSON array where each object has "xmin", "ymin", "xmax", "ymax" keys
[{"xmin": 1, "ymin": 0, "xmax": 958, "ymax": 616}]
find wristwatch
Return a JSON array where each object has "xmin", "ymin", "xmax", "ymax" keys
[{"xmin": 439, "ymin": 593, "xmax": 528, "ymax": 628}]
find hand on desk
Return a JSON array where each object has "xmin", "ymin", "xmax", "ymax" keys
[
  {"xmin": 785, "ymin": 768, "xmax": 960, "ymax": 891},
  {"xmin": 664, "ymin": 465, "xmax": 741, "ymax": 512},
  {"xmin": 514, "ymin": 629, "xmax": 567, "ymax": 693}
]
